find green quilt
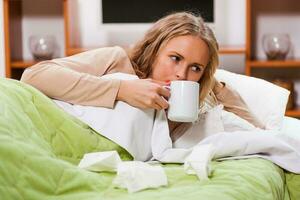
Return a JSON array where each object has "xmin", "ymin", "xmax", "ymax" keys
[{"xmin": 0, "ymin": 78, "xmax": 299, "ymax": 200}]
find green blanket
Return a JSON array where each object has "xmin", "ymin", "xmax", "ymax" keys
[{"xmin": 0, "ymin": 78, "xmax": 299, "ymax": 200}]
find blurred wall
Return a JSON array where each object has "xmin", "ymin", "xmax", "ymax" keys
[
  {"xmin": 69, "ymin": 0, "xmax": 245, "ymax": 48},
  {"xmin": 0, "ymin": 0, "xmax": 5, "ymax": 77},
  {"xmin": 68, "ymin": 0, "xmax": 246, "ymax": 74},
  {"xmin": 0, "ymin": 0, "xmax": 246, "ymax": 76}
]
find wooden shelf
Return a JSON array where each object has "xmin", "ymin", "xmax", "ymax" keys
[
  {"xmin": 66, "ymin": 45, "xmax": 246, "ymax": 56},
  {"xmin": 248, "ymin": 59, "xmax": 300, "ymax": 68},
  {"xmin": 11, "ymin": 61, "xmax": 38, "ymax": 69},
  {"xmin": 4, "ymin": 0, "xmax": 65, "ymax": 79},
  {"xmin": 219, "ymin": 45, "xmax": 246, "ymax": 54},
  {"xmin": 286, "ymin": 107, "xmax": 300, "ymax": 117},
  {"xmin": 10, "ymin": 44, "xmax": 247, "ymax": 69}
]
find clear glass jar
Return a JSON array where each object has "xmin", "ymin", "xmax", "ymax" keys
[
  {"xmin": 262, "ymin": 33, "xmax": 291, "ymax": 60},
  {"xmin": 29, "ymin": 35, "xmax": 56, "ymax": 60}
]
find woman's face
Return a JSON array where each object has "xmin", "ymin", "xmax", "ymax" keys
[{"xmin": 150, "ymin": 35, "xmax": 210, "ymax": 82}]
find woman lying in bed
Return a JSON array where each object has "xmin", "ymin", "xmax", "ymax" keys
[{"xmin": 20, "ymin": 11, "xmax": 264, "ymax": 142}]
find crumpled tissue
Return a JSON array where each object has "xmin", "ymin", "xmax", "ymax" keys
[
  {"xmin": 78, "ymin": 151, "xmax": 121, "ymax": 172},
  {"xmin": 113, "ymin": 161, "xmax": 168, "ymax": 193},
  {"xmin": 184, "ymin": 144, "xmax": 215, "ymax": 180}
]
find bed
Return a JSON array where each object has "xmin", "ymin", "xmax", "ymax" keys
[{"xmin": 0, "ymin": 77, "xmax": 299, "ymax": 200}]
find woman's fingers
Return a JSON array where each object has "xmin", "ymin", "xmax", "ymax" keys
[
  {"xmin": 153, "ymin": 102, "xmax": 163, "ymax": 110},
  {"xmin": 154, "ymin": 94, "xmax": 169, "ymax": 110},
  {"xmin": 147, "ymin": 79, "xmax": 170, "ymax": 99},
  {"xmin": 117, "ymin": 79, "xmax": 171, "ymax": 110},
  {"xmin": 147, "ymin": 80, "xmax": 170, "ymax": 109},
  {"xmin": 157, "ymin": 86, "xmax": 170, "ymax": 99}
]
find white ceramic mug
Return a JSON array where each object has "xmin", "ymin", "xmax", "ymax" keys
[{"xmin": 167, "ymin": 80, "xmax": 199, "ymax": 122}]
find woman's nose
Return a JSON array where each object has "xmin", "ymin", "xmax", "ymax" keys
[{"xmin": 175, "ymin": 67, "xmax": 187, "ymax": 80}]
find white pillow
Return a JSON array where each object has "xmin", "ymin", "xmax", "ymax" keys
[
  {"xmin": 215, "ymin": 69, "xmax": 290, "ymax": 130},
  {"xmin": 221, "ymin": 109, "xmax": 256, "ymax": 132},
  {"xmin": 281, "ymin": 116, "xmax": 300, "ymax": 140}
]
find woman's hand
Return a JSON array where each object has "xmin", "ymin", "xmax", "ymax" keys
[
  {"xmin": 117, "ymin": 79, "xmax": 170, "ymax": 110},
  {"xmin": 212, "ymin": 79, "xmax": 225, "ymax": 95}
]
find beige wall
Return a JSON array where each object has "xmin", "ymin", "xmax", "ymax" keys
[
  {"xmin": 0, "ymin": 0, "xmax": 247, "ymax": 77},
  {"xmin": 68, "ymin": 0, "xmax": 246, "ymax": 74},
  {"xmin": 0, "ymin": 0, "xmax": 5, "ymax": 77},
  {"xmin": 69, "ymin": 0, "xmax": 246, "ymax": 48}
]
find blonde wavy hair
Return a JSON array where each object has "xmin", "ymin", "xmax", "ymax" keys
[{"xmin": 129, "ymin": 12, "xmax": 219, "ymax": 103}]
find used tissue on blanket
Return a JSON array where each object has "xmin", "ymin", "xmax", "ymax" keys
[
  {"xmin": 78, "ymin": 151, "xmax": 121, "ymax": 172},
  {"xmin": 184, "ymin": 144, "xmax": 215, "ymax": 180},
  {"xmin": 113, "ymin": 161, "xmax": 168, "ymax": 193}
]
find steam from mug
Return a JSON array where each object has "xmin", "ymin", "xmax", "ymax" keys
[{"xmin": 167, "ymin": 81, "xmax": 199, "ymax": 122}]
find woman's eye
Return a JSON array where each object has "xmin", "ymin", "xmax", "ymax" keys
[
  {"xmin": 191, "ymin": 65, "xmax": 202, "ymax": 72},
  {"xmin": 170, "ymin": 55, "xmax": 180, "ymax": 62}
]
